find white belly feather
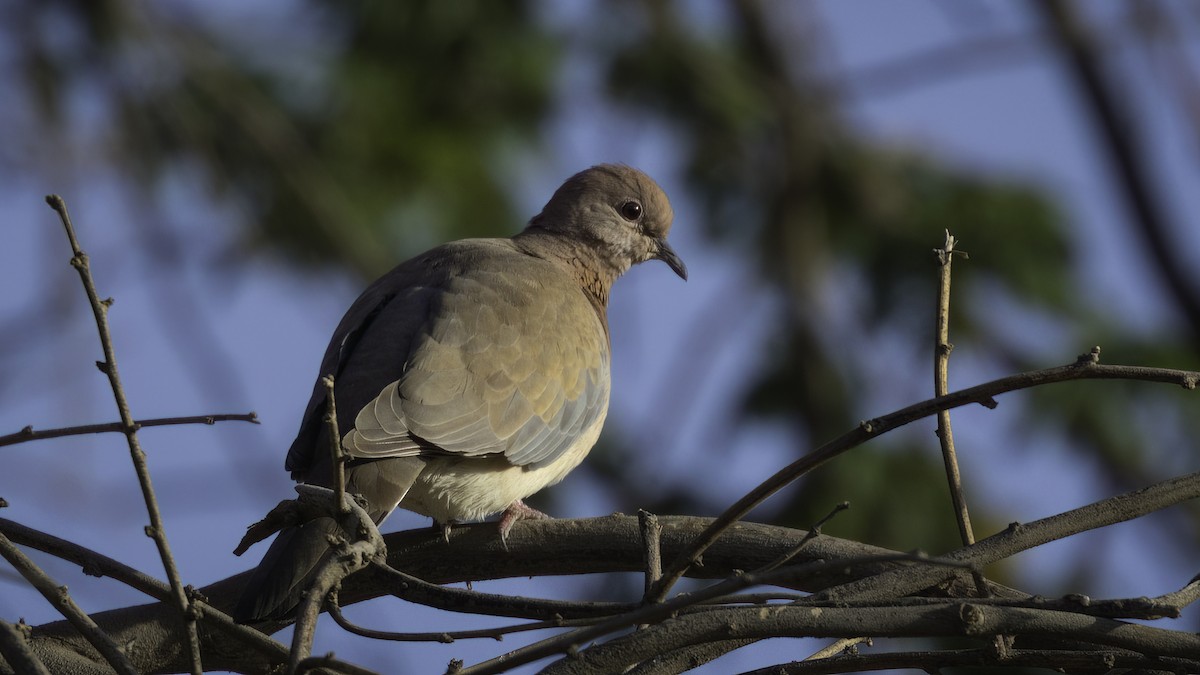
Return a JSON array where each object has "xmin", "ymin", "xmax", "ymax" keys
[{"xmin": 397, "ymin": 411, "xmax": 606, "ymax": 524}]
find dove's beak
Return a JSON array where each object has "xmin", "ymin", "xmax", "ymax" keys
[{"xmin": 654, "ymin": 239, "xmax": 688, "ymax": 281}]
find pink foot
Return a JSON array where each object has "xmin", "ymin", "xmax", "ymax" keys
[{"xmin": 497, "ymin": 500, "xmax": 551, "ymax": 548}]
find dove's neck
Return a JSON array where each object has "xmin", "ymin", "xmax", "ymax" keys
[{"xmin": 513, "ymin": 228, "xmax": 624, "ymax": 310}]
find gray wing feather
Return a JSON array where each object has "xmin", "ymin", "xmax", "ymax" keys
[{"xmin": 340, "ymin": 242, "xmax": 610, "ymax": 468}]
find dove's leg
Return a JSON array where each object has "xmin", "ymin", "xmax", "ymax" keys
[{"xmin": 498, "ymin": 500, "xmax": 551, "ymax": 545}]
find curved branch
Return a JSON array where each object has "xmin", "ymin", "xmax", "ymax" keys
[{"xmin": 652, "ymin": 353, "xmax": 1200, "ymax": 599}]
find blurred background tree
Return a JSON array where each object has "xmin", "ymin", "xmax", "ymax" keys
[{"xmin": 2, "ymin": 0, "xmax": 1198, "ymax": 671}]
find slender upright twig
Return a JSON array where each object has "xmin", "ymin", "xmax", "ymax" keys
[
  {"xmin": 43, "ymin": 195, "xmax": 203, "ymax": 675},
  {"xmin": 0, "ymin": 531, "xmax": 137, "ymax": 675},
  {"xmin": 933, "ymin": 231, "xmax": 975, "ymax": 546},
  {"xmin": 323, "ymin": 375, "xmax": 347, "ymax": 514}
]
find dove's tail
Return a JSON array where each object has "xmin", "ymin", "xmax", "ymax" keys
[{"xmin": 232, "ymin": 518, "xmax": 341, "ymax": 623}]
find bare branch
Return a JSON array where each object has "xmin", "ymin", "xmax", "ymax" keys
[
  {"xmin": 0, "ymin": 412, "xmax": 259, "ymax": 448},
  {"xmin": 370, "ymin": 561, "xmax": 636, "ymax": 620},
  {"xmin": 0, "ymin": 516, "xmax": 170, "ymax": 600},
  {"xmin": 0, "ymin": 531, "xmax": 137, "ymax": 675},
  {"xmin": 294, "ymin": 653, "xmax": 380, "ymax": 675},
  {"xmin": 458, "ymin": 553, "xmax": 967, "ymax": 675},
  {"xmin": 0, "ymin": 620, "xmax": 50, "ymax": 675},
  {"xmin": 326, "ymin": 589, "xmax": 599, "ymax": 643},
  {"xmin": 541, "ymin": 603, "xmax": 1200, "ymax": 674},
  {"xmin": 323, "ymin": 375, "xmax": 348, "ymax": 515},
  {"xmin": 815, "ymin": 470, "xmax": 1200, "ymax": 604},
  {"xmin": 638, "ymin": 510, "xmax": 662, "ymax": 602},
  {"xmin": 932, "ymin": 230, "xmax": 975, "ymax": 548},
  {"xmin": 652, "ymin": 354, "xmax": 1200, "ymax": 600},
  {"xmin": 44, "ymin": 194, "xmax": 204, "ymax": 675},
  {"xmin": 739, "ymin": 647, "xmax": 1200, "ymax": 675}
]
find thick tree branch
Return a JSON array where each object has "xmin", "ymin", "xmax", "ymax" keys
[
  {"xmin": 540, "ymin": 603, "xmax": 1200, "ymax": 674},
  {"xmin": 3, "ymin": 517, "xmax": 929, "ymax": 674}
]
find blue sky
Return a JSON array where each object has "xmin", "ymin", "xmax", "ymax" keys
[{"xmin": 2, "ymin": 1, "xmax": 1197, "ymax": 672}]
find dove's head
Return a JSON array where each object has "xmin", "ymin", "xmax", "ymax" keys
[{"xmin": 528, "ymin": 164, "xmax": 687, "ymax": 280}]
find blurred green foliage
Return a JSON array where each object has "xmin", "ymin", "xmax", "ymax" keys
[{"xmin": 7, "ymin": 0, "xmax": 1198, "ymax": 598}]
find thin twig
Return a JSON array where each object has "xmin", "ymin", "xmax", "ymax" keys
[
  {"xmin": 0, "ymin": 412, "xmax": 259, "ymax": 448},
  {"xmin": 371, "ymin": 561, "xmax": 636, "ymax": 620},
  {"xmin": 813, "ymin": 470, "xmax": 1200, "ymax": 604},
  {"xmin": 1153, "ymin": 575, "xmax": 1200, "ymax": 612},
  {"xmin": 326, "ymin": 588, "xmax": 600, "ymax": 643},
  {"xmin": 932, "ymin": 232, "xmax": 991, "ymax": 608},
  {"xmin": 0, "ymin": 531, "xmax": 137, "ymax": 675},
  {"xmin": 323, "ymin": 375, "xmax": 347, "ymax": 515},
  {"xmin": 821, "ymin": 584, "xmax": 1200, "ymax": 620},
  {"xmin": 739, "ymin": 647, "xmax": 1200, "ymax": 675},
  {"xmin": 638, "ymin": 509, "xmax": 662, "ymax": 602},
  {"xmin": 0, "ymin": 619, "xmax": 51, "ymax": 675},
  {"xmin": 757, "ymin": 501, "xmax": 849, "ymax": 574},
  {"xmin": 0, "ymin": 516, "xmax": 170, "ymax": 599},
  {"xmin": 649, "ymin": 354, "xmax": 1200, "ymax": 601},
  {"xmin": 547, "ymin": 601, "xmax": 1200, "ymax": 674},
  {"xmin": 44, "ymin": 194, "xmax": 204, "ymax": 675},
  {"xmin": 933, "ymin": 231, "xmax": 975, "ymax": 547},
  {"xmin": 294, "ymin": 652, "xmax": 381, "ymax": 675},
  {"xmin": 802, "ymin": 637, "xmax": 870, "ymax": 661}
]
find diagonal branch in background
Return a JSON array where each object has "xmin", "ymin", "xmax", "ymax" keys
[
  {"xmin": 1035, "ymin": 0, "xmax": 1200, "ymax": 339},
  {"xmin": 43, "ymin": 194, "xmax": 204, "ymax": 675},
  {"xmin": 0, "ymin": 412, "xmax": 259, "ymax": 448},
  {"xmin": 651, "ymin": 350, "xmax": 1200, "ymax": 601}
]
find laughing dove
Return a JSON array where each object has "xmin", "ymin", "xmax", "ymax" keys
[{"xmin": 233, "ymin": 164, "xmax": 685, "ymax": 622}]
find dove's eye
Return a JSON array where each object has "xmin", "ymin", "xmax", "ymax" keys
[{"xmin": 619, "ymin": 201, "xmax": 642, "ymax": 221}]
